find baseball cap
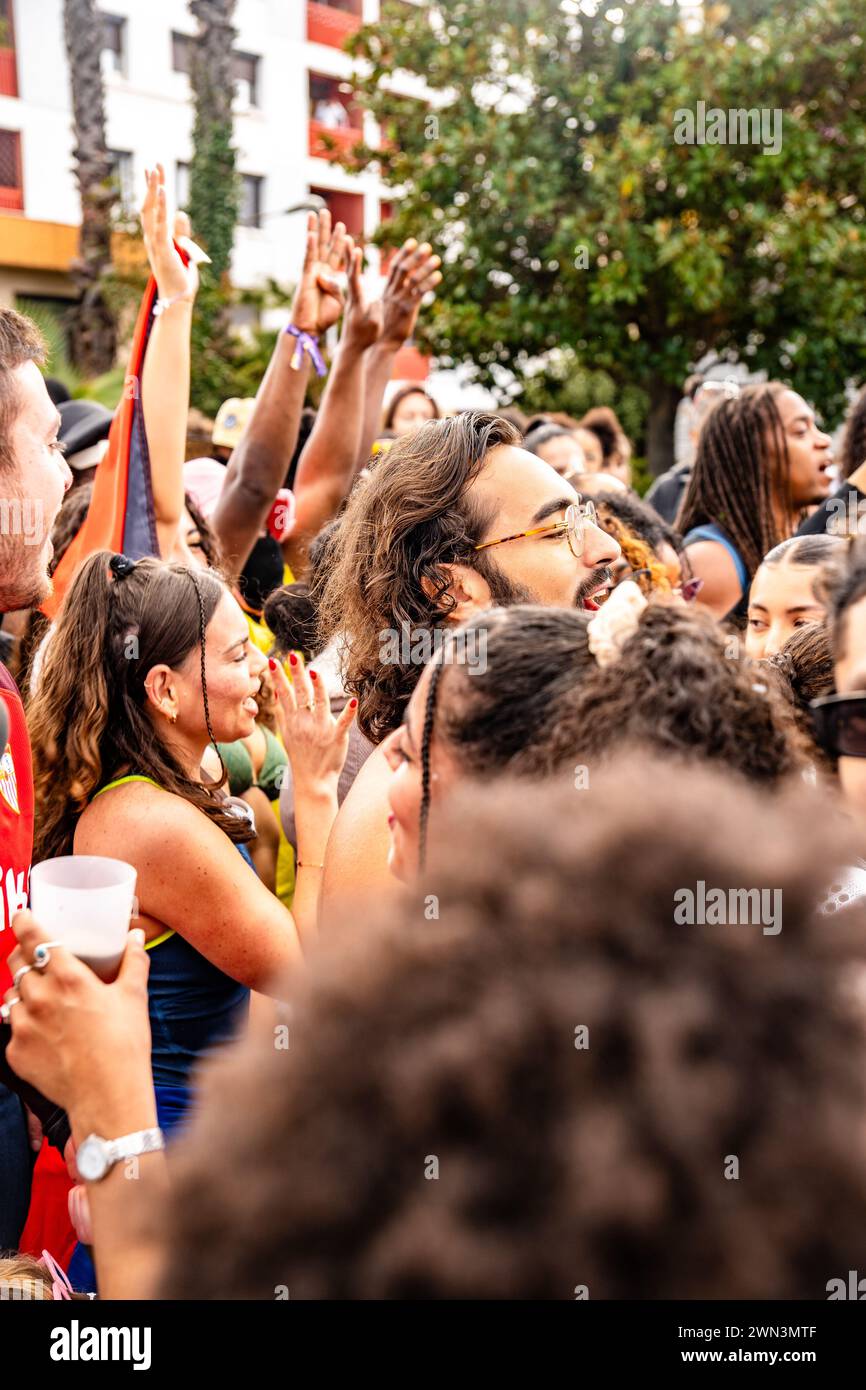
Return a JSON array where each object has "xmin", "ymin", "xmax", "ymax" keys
[{"xmin": 212, "ymin": 397, "xmax": 255, "ymax": 450}]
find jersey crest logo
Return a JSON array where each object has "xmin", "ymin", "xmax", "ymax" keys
[{"xmin": 0, "ymin": 742, "xmax": 20, "ymax": 815}]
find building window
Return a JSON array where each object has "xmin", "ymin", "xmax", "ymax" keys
[
  {"xmin": 171, "ymin": 30, "xmax": 195, "ymax": 74},
  {"xmin": 0, "ymin": 127, "xmax": 22, "ymax": 209},
  {"xmin": 173, "ymin": 33, "xmax": 259, "ymax": 110},
  {"xmin": 233, "ymin": 51, "xmax": 258, "ymax": 108},
  {"xmin": 176, "ymin": 161, "xmax": 190, "ymax": 211},
  {"xmin": 309, "ymin": 73, "xmax": 354, "ymax": 129},
  {"xmin": 107, "ymin": 149, "xmax": 134, "ymax": 215},
  {"xmin": 239, "ymin": 174, "xmax": 263, "ymax": 229},
  {"xmin": 100, "ymin": 13, "xmax": 126, "ymax": 77}
]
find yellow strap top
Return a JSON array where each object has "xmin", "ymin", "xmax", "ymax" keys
[{"xmin": 91, "ymin": 774, "xmax": 173, "ymax": 950}]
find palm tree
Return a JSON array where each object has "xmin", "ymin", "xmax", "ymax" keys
[
  {"xmin": 189, "ymin": 0, "xmax": 239, "ymax": 279},
  {"xmin": 187, "ymin": 0, "xmax": 240, "ymax": 414},
  {"xmin": 62, "ymin": 0, "xmax": 116, "ymax": 375}
]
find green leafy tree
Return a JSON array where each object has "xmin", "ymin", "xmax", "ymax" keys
[
  {"xmin": 347, "ymin": 0, "xmax": 866, "ymax": 472},
  {"xmin": 188, "ymin": 0, "xmax": 241, "ymax": 415}
]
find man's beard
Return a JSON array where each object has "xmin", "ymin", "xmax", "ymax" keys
[
  {"xmin": 574, "ymin": 565, "xmax": 613, "ymax": 611},
  {"xmin": 476, "ymin": 552, "xmax": 613, "ymax": 613},
  {"xmin": 0, "ymin": 533, "xmax": 52, "ymax": 613}
]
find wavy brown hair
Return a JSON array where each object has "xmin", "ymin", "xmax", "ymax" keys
[
  {"xmin": 315, "ymin": 411, "xmax": 522, "ymax": 743},
  {"xmin": 29, "ymin": 550, "xmax": 250, "ymax": 863}
]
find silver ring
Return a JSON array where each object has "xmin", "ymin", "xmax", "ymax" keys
[
  {"xmin": 33, "ymin": 940, "xmax": 64, "ymax": 969},
  {"xmin": 0, "ymin": 995, "xmax": 20, "ymax": 1022},
  {"xmin": 12, "ymin": 963, "xmax": 33, "ymax": 989}
]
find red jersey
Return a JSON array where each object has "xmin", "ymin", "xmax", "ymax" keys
[{"xmin": 0, "ymin": 662, "xmax": 33, "ymax": 993}]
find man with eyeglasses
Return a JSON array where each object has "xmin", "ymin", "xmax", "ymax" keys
[{"xmin": 313, "ymin": 410, "xmax": 620, "ymax": 908}]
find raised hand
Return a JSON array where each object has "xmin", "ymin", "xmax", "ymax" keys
[
  {"xmin": 141, "ymin": 164, "xmax": 197, "ymax": 303},
  {"xmin": 379, "ymin": 238, "xmax": 442, "ymax": 348},
  {"xmin": 290, "ymin": 209, "xmax": 351, "ymax": 336},
  {"xmin": 269, "ymin": 654, "xmax": 357, "ymax": 792},
  {"xmin": 342, "ymin": 244, "xmax": 384, "ymax": 352}
]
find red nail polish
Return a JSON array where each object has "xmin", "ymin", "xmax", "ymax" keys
[
  {"xmin": 289, "ymin": 652, "xmax": 297, "ymax": 666},
  {"xmin": 268, "ymin": 658, "xmax": 276, "ymax": 671},
  {"xmin": 310, "ymin": 669, "xmax": 317, "ymax": 681},
  {"xmin": 350, "ymin": 698, "xmax": 358, "ymax": 708}
]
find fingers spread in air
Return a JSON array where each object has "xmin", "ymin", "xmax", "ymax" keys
[
  {"xmin": 268, "ymin": 655, "xmax": 298, "ymax": 716},
  {"xmin": 336, "ymin": 697, "xmax": 359, "ymax": 737},
  {"xmin": 317, "ymin": 207, "xmax": 332, "ymax": 263},
  {"xmin": 288, "ymin": 650, "xmax": 315, "ymax": 711}
]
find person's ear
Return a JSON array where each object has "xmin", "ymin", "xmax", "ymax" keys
[
  {"xmin": 143, "ymin": 664, "xmax": 179, "ymax": 725},
  {"xmin": 420, "ymin": 562, "xmax": 492, "ymax": 624}
]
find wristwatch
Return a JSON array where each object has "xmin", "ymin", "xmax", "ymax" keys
[{"xmin": 76, "ymin": 1128, "xmax": 165, "ymax": 1182}]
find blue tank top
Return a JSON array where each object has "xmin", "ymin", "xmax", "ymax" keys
[
  {"xmin": 92, "ymin": 775, "xmax": 251, "ymax": 1088},
  {"xmin": 682, "ymin": 523, "xmax": 749, "ymax": 595}
]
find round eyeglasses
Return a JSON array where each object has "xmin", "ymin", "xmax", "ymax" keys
[{"xmin": 474, "ymin": 500, "xmax": 599, "ymax": 560}]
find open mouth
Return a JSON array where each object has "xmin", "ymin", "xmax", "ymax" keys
[
  {"xmin": 582, "ymin": 584, "xmax": 611, "ymax": 612},
  {"xmin": 242, "ymin": 696, "xmax": 259, "ymax": 716}
]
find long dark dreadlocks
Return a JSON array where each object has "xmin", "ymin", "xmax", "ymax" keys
[
  {"xmin": 840, "ymin": 386, "xmax": 866, "ymax": 480},
  {"xmin": 677, "ymin": 383, "xmax": 791, "ymax": 583}
]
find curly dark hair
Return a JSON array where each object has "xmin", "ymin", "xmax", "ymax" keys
[
  {"xmin": 818, "ymin": 534, "xmax": 866, "ymax": 663},
  {"xmin": 315, "ymin": 411, "xmax": 524, "ymax": 743},
  {"xmin": 839, "ymin": 385, "xmax": 866, "ymax": 479},
  {"xmin": 160, "ymin": 757, "xmax": 866, "ymax": 1298},
  {"xmin": 767, "ymin": 623, "xmax": 836, "ymax": 773},
  {"xmin": 422, "ymin": 605, "xmax": 595, "ymax": 776},
  {"xmin": 416, "ymin": 605, "xmax": 596, "ymax": 861},
  {"xmin": 531, "ymin": 602, "xmax": 801, "ymax": 785},
  {"xmin": 265, "ymin": 521, "xmax": 339, "ymax": 662}
]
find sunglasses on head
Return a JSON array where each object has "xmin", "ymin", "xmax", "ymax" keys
[{"xmin": 811, "ymin": 692, "xmax": 866, "ymax": 758}]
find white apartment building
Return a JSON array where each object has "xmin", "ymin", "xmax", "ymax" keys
[{"xmin": 0, "ymin": 0, "xmax": 435, "ymax": 385}]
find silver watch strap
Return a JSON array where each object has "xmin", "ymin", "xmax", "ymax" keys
[{"xmin": 104, "ymin": 1128, "xmax": 165, "ymax": 1167}]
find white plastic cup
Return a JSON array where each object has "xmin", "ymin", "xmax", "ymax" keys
[{"xmin": 29, "ymin": 856, "xmax": 138, "ymax": 981}]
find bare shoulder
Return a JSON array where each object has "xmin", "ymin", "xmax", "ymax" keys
[
  {"xmin": 684, "ymin": 540, "xmax": 743, "ymax": 618},
  {"xmin": 75, "ymin": 779, "xmax": 228, "ymax": 857},
  {"xmin": 322, "ymin": 744, "xmax": 396, "ymax": 910}
]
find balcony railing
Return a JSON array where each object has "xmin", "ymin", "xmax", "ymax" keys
[
  {"xmin": 306, "ymin": 2, "xmax": 362, "ymax": 49},
  {"xmin": 0, "ymin": 47, "xmax": 18, "ymax": 98},
  {"xmin": 308, "ymin": 119, "xmax": 363, "ymax": 161}
]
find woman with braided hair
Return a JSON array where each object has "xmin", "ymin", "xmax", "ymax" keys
[
  {"xmin": 381, "ymin": 606, "xmax": 599, "ymax": 880},
  {"xmin": 27, "ymin": 551, "xmax": 356, "ymax": 1136},
  {"xmin": 678, "ymin": 382, "xmax": 834, "ymax": 622}
]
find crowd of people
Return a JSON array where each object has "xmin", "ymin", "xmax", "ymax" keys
[{"xmin": 3, "ymin": 162, "xmax": 866, "ymax": 1301}]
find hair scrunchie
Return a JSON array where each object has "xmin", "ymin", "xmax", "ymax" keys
[{"xmin": 109, "ymin": 553, "xmax": 136, "ymax": 580}]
